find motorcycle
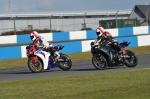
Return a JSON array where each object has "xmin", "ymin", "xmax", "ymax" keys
[
  {"xmin": 26, "ymin": 43, "xmax": 72, "ymax": 73},
  {"xmin": 90, "ymin": 40, "xmax": 138, "ymax": 70}
]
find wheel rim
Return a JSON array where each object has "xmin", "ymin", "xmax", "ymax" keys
[
  {"xmin": 29, "ymin": 59, "xmax": 42, "ymax": 71},
  {"xmin": 93, "ymin": 55, "xmax": 106, "ymax": 68},
  {"xmin": 59, "ymin": 56, "xmax": 71, "ymax": 67},
  {"xmin": 125, "ymin": 52, "xmax": 137, "ymax": 65}
]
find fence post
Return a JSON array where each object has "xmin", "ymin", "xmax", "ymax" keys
[
  {"xmin": 116, "ymin": 10, "xmax": 119, "ymax": 28},
  {"xmin": 61, "ymin": 14, "xmax": 63, "ymax": 31},
  {"xmin": 83, "ymin": 12, "xmax": 87, "ymax": 29},
  {"xmin": 14, "ymin": 16, "xmax": 16, "ymax": 35},
  {"xmin": 1, "ymin": 20, "xmax": 3, "ymax": 33},
  {"xmin": 146, "ymin": 9, "xmax": 149, "ymax": 25},
  {"xmin": 49, "ymin": 14, "xmax": 52, "ymax": 32},
  {"xmin": 73, "ymin": 14, "xmax": 75, "ymax": 31}
]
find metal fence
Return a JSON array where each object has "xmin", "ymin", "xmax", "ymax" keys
[{"xmin": 0, "ymin": 10, "xmax": 132, "ymax": 35}]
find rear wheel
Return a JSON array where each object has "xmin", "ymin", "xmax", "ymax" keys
[
  {"xmin": 58, "ymin": 54, "xmax": 72, "ymax": 70},
  {"xmin": 124, "ymin": 50, "xmax": 138, "ymax": 67},
  {"xmin": 28, "ymin": 58, "xmax": 43, "ymax": 73},
  {"xmin": 92, "ymin": 54, "xmax": 107, "ymax": 70}
]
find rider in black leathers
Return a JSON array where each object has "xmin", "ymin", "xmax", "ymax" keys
[
  {"xmin": 95, "ymin": 27, "xmax": 123, "ymax": 65},
  {"xmin": 95, "ymin": 27, "xmax": 121, "ymax": 52}
]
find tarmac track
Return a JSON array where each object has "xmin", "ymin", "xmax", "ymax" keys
[{"xmin": 0, "ymin": 54, "xmax": 150, "ymax": 82}]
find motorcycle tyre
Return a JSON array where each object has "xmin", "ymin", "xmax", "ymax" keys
[
  {"xmin": 92, "ymin": 54, "xmax": 107, "ymax": 70},
  {"xmin": 124, "ymin": 50, "xmax": 138, "ymax": 67},
  {"xmin": 58, "ymin": 54, "xmax": 72, "ymax": 70},
  {"xmin": 28, "ymin": 58, "xmax": 43, "ymax": 73}
]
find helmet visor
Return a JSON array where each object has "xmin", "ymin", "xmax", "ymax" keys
[{"xmin": 30, "ymin": 35, "xmax": 34, "ymax": 40}]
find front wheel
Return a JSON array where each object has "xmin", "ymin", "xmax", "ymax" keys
[
  {"xmin": 92, "ymin": 54, "xmax": 107, "ymax": 70},
  {"xmin": 124, "ymin": 50, "xmax": 138, "ymax": 67},
  {"xmin": 58, "ymin": 54, "xmax": 72, "ymax": 70},
  {"xmin": 28, "ymin": 58, "xmax": 43, "ymax": 73}
]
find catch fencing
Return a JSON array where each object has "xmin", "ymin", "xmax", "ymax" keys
[{"xmin": 0, "ymin": 10, "xmax": 131, "ymax": 35}]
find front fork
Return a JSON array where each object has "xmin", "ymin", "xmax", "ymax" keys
[
  {"xmin": 120, "ymin": 49, "xmax": 130, "ymax": 58},
  {"xmin": 122, "ymin": 48, "xmax": 126, "ymax": 55},
  {"xmin": 30, "ymin": 56, "xmax": 38, "ymax": 63}
]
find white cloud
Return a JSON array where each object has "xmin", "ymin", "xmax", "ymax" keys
[
  {"xmin": 0, "ymin": 0, "xmax": 150, "ymax": 12},
  {"xmin": 37, "ymin": 0, "xmax": 54, "ymax": 10},
  {"xmin": 2, "ymin": 0, "xmax": 54, "ymax": 12},
  {"xmin": 5, "ymin": 4, "xmax": 36, "ymax": 12}
]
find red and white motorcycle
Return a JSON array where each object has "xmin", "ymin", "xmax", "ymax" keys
[{"xmin": 26, "ymin": 43, "xmax": 72, "ymax": 73}]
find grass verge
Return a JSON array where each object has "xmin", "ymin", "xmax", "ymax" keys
[
  {"xmin": 0, "ymin": 69, "xmax": 150, "ymax": 99},
  {"xmin": 0, "ymin": 45, "xmax": 150, "ymax": 69}
]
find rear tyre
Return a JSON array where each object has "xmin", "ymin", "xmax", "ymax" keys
[
  {"xmin": 28, "ymin": 58, "xmax": 43, "ymax": 73},
  {"xmin": 58, "ymin": 54, "xmax": 72, "ymax": 70},
  {"xmin": 92, "ymin": 54, "xmax": 107, "ymax": 70}
]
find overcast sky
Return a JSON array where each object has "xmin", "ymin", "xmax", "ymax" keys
[{"xmin": 0, "ymin": 0, "xmax": 150, "ymax": 13}]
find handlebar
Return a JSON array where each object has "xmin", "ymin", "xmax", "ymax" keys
[
  {"xmin": 54, "ymin": 45, "xmax": 64, "ymax": 51},
  {"xmin": 120, "ymin": 41, "xmax": 130, "ymax": 48}
]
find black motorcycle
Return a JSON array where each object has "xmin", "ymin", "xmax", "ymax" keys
[{"xmin": 90, "ymin": 40, "xmax": 138, "ymax": 70}]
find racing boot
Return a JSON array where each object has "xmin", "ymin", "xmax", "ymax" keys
[
  {"xmin": 117, "ymin": 52, "xmax": 124, "ymax": 66},
  {"xmin": 53, "ymin": 57, "xmax": 58, "ymax": 64}
]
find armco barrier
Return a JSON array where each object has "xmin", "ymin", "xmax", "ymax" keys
[
  {"xmin": 118, "ymin": 27, "xmax": 133, "ymax": 36},
  {"xmin": 0, "ymin": 34, "xmax": 150, "ymax": 60},
  {"xmin": 0, "ymin": 46, "xmax": 21, "ymax": 60},
  {"xmin": 0, "ymin": 26, "xmax": 150, "ymax": 45},
  {"xmin": 0, "ymin": 35, "xmax": 17, "ymax": 44}
]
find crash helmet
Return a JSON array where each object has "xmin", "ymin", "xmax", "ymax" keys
[
  {"xmin": 30, "ymin": 31, "xmax": 39, "ymax": 41},
  {"xmin": 96, "ymin": 27, "xmax": 105, "ymax": 36}
]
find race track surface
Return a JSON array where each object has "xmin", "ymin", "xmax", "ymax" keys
[{"xmin": 0, "ymin": 54, "xmax": 150, "ymax": 82}]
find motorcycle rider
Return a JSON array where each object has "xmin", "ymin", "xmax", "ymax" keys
[
  {"xmin": 30, "ymin": 31, "xmax": 60, "ymax": 63},
  {"xmin": 95, "ymin": 27, "xmax": 121, "ymax": 51},
  {"xmin": 95, "ymin": 27, "xmax": 124, "ymax": 65}
]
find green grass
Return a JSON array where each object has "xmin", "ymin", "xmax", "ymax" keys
[
  {"xmin": 0, "ymin": 45, "xmax": 150, "ymax": 69},
  {"xmin": 0, "ymin": 46, "xmax": 150, "ymax": 99},
  {"xmin": 0, "ymin": 69, "xmax": 150, "ymax": 99}
]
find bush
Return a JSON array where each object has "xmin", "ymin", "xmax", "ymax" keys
[
  {"xmin": 81, "ymin": 27, "xmax": 93, "ymax": 31},
  {"xmin": 1, "ymin": 29, "xmax": 63, "ymax": 36}
]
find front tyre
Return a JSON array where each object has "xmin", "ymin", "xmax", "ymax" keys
[
  {"xmin": 58, "ymin": 54, "xmax": 72, "ymax": 70},
  {"xmin": 92, "ymin": 54, "xmax": 107, "ymax": 70},
  {"xmin": 124, "ymin": 50, "xmax": 138, "ymax": 67},
  {"xmin": 28, "ymin": 58, "xmax": 43, "ymax": 73}
]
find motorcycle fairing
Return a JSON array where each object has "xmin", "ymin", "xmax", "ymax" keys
[
  {"xmin": 99, "ymin": 46, "xmax": 117, "ymax": 67},
  {"xmin": 34, "ymin": 50, "xmax": 50, "ymax": 69}
]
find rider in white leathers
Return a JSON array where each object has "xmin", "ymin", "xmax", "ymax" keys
[{"xmin": 30, "ymin": 31, "xmax": 60, "ymax": 63}]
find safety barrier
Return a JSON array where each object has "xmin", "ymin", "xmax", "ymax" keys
[
  {"xmin": 0, "ymin": 25, "xmax": 150, "ymax": 60},
  {"xmin": 0, "ymin": 26, "xmax": 150, "ymax": 44},
  {"xmin": 0, "ymin": 34, "xmax": 150, "ymax": 60}
]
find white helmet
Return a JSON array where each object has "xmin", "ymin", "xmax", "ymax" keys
[
  {"xmin": 96, "ymin": 27, "xmax": 105, "ymax": 36},
  {"xmin": 30, "ymin": 31, "xmax": 39, "ymax": 41}
]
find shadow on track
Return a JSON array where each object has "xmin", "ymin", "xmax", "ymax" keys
[
  {"xmin": 69, "ymin": 66, "xmax": 127, "ymax": 71},
  {"xmin": 0, "ymin": 66, "xmax": 127, "ymax": 75}
]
